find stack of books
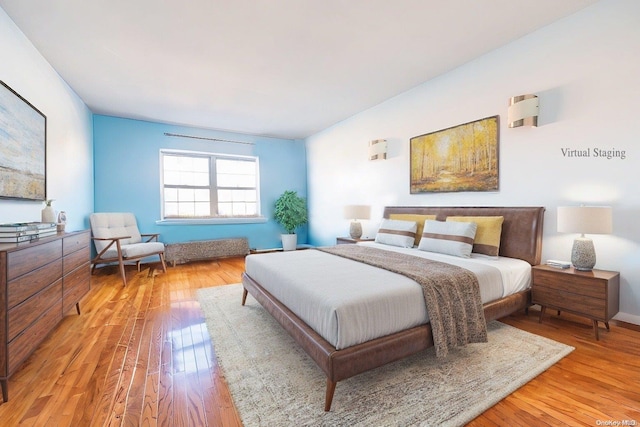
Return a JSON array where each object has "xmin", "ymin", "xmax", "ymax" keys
[
  {"xmin": 0, "ymin": 222, "xmax": 58, "ymax": 243},
  {"xmin": 545, "ymin": 259, "xmax": 571, "ymax": 269}
]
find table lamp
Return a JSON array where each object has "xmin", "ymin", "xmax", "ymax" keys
[
  {"xmin": 557, "ymin": 206, "xmax": 612, "ymax": 271},
  {"xmin": 343, "ymin": 205, "xmax": 371, "ymax": 239}
]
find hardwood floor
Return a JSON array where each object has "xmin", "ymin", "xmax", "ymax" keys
[{"xmin": 0, "ymin": 257, "xmax": 638, "ymax": 426}]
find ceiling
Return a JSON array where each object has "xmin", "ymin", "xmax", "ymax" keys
[{"xmin": 1, "ymin": 0, "xmax": 599, "ymax": 139}]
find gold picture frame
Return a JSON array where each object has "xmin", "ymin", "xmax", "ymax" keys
[{"xmin": 410, "ymin": 116, "xmax": 499, "ymax": 193}]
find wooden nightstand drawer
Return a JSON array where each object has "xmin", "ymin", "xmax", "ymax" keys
[
  {"xmin": 532, "ymin": 268, "xmax": 606, "ymax": 300},
  {"xmin": 532, "ymin": 286, "xmax": 606, "ymax": 320},
  {"xmin": 531, "ymin": 265, "xmax": 620, "ymax": 340}
]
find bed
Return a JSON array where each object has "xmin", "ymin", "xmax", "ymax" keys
[{"xmin": 241, "ymin": 206, "xmax": 545, "ymax": 411}]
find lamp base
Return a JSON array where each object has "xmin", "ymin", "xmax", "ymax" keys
[
  {"xmin": 571, "ymin": 237, "xmax": 596, "ymax": 271},
  {"xmin": 349, "ymin": 221, "xmax": 363, "ymax": 239}
]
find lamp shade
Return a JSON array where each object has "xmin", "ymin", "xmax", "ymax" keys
[
  {"xmin": 343, "ymin": 205, "xmax": 371, "ymax": 220},
  {"xmin": 557, "ymin": 206, "xmax": 612, "ymax": 235},
  {"xmin": 508, "ymin": 94, "xmax": 538, "ymax": 128}
]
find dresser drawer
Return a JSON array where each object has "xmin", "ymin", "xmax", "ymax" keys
[
  {"xmin": 532, "ymin": 269, "xmax": 606, "ymax": 300},
  {"xmin": 7, "ymin": 240, "xmax": 62, "ymax": 281},
  {"xmin": 532, "ymin": 286, "xmax": 606, "ymax": 320},
  {"xmin": 8, "ymin": 280, "xmax": 62, "ymax": 341},
  {"xmin": 63, "ymin": 265, "xmax": 90, "ymax": 313},
  {"xmin": 8, "ymin": 299, "xmax": 63, "ymax": 374},
  {"xmin": 63, "ymin": 246, "xmax": 90, "ymax": 275},
  {"xmin": 63, "ymin": 231, "xmax": 90, "ymax": 257},
  {"xmin": 7, "ymin": 258, "xmax": 63, "ymax": 309}
]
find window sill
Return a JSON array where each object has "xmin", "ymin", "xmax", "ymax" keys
[{"xmin": 156, "ymin": 217, "xmax": 268, "ymax": 225}]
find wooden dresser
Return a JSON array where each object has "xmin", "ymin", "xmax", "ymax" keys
[{"xmin": 0, "ymin": 230, "xmax": 91, "ymax": 402}]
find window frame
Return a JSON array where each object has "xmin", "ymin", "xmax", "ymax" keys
[{"xmin": 158, "ymin": 149, "xmax": 264, "ymax": 225}]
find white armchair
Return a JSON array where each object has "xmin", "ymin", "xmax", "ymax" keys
[{"xmin": 90, "ymin": 212, "xmax": 167, "ymax": 286}]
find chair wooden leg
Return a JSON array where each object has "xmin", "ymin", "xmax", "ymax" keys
[
  {"xmin": 115, "ymin": 240, "xmax": 127, "ymax": 287},
  {"xmin": 159, "ymin": 253, "xmax": 167, "ymax": 273},
  {"xmin": 118, "ymin": 262, "xmax": 127, "ymax": 287}
]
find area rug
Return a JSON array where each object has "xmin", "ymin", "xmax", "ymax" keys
[{"xmin": 197, "ymin": 284, "xmax": 574, "ymax": 426}]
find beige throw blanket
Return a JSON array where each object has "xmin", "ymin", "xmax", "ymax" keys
[{"xmin": 318, "ymin": 245, "xmax": 487, "ymax": 357}]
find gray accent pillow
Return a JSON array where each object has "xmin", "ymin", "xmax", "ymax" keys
[
  {"xmin": 375, "ymin": 219, "xmax": 417, "ymax": 248},
  {"xmin": 418, "ymin": 220, "xmax": 477, "ymax": 257}
]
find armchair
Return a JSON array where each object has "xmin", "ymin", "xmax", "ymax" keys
[{"xmin": 90, "ymin": 212, "xmax": 167, "ymax": 286}]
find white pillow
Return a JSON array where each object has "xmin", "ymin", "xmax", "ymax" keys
[
  {"xmin": 418, "ymin": 220, "xmax": 477, "ymax": 258},
  {"xmin": 375, "ymin": 219, "xmax": 418, "ymax": 248}
]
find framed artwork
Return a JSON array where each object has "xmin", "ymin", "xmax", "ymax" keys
[
  {"xmin": 410, "ymin": 115, "xmax": 499, "ymax": 193},
  {"xmin": 0, "ymin": 81, "xmax": 47, "ymax": 201}
]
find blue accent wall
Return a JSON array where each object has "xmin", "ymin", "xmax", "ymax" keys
[{"xmin": 93, "ymin": 115, "xmax": 307, "ymax": 250}]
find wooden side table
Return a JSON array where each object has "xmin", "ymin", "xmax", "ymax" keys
[
  {"xmin": 531, "ymin": 264, "xmax": 620, "ymax": 340},
  {"xmin": 336, "ymin": 237, "xmax": 375, "ymax": 245}
]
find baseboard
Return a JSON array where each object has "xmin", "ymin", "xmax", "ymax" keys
[{"xmin": 613, "ymin": 311, "xmax": 640, "ymax": 327}]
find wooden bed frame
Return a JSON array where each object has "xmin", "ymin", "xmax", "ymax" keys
[{"xmin": 241, "ymin": 206, "xmax": 545, "ymax": 411}]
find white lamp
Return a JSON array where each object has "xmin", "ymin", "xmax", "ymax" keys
[
  {"xmin": 508, "ymin": 94, "xmax": 538, "ymax": 128},
  {"xmin": 343, "ymin": 205, "xmax": 371, "ymax": 239},
  {"xmin": 557, "ymin": 206, "xmax": 612, "ymax": 271}
]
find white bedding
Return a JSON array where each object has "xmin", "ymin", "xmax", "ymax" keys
[{"xmin": 244, "ymin": 243, "xmax": 531, "ymax": 350}]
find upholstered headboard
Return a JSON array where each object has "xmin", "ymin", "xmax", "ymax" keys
[{"xmin": 382, "ymin": 206, "xmax": 545, "ymax": 265}]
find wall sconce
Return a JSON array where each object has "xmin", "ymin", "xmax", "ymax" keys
[
  {"xmin": 343, "ymin": 205, "xmax": 371, "ymax": 239},
  {"xmin": 557, "ymin": 205, "xmax": 613, "ymax": 271},
  {"xmin": 508, "ymin": 94, "xmax": 538, "ymax": 128},
  {"xmin": 369, "ymin": 139, "xmax": 387, "ymax": 160}
]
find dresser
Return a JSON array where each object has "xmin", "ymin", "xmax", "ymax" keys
[{"xmin": 0, "ymin": 230, "xmax": 91, "ymax": 402}]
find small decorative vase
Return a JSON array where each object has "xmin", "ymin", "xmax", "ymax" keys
[
  {"xmin": 57, "ymin": 211, "xmax": 67, "ymax": 232},
  {"xmin": 41, "ymin": 204, "xmax": 56, "ymax": 223}
]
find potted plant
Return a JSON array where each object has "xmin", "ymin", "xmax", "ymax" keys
[{"xmin": 274, "ymin": 190, "xmax": 308, "ymax": 251}]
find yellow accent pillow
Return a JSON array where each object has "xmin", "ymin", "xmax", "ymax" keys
[
  {"xmin": 389, "ymin": 214, "xmax": 436, "ymax": 246},
  {"xmin": 446, "ymin": 216, "xmax": 504, "ymax": 256}
]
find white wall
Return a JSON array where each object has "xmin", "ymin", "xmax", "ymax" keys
[
  {"xmin": 306, "ymin": 0, "xmax": 640, "ymax": 324},
  {"xmin": 0, "ymin": 7, "xmax": 93, "ymax": 232}
]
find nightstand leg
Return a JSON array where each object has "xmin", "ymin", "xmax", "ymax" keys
[
  {"xmin": 538, "ymin": 306, "xmax": 546, "ymax": 323},
  {"xmin": 605, "ymin": 321, "xmax": 610, "ymax": 331},
  {"xmin": 592, "ymin": 320, "xmax": 600, "ymax": 340}
]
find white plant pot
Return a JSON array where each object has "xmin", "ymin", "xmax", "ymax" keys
[{"xmin": 281, "ymin": 234, "xmax": 297, "ymax": 251}]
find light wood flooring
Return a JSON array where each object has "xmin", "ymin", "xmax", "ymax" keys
[{"xmin": 0, "ymin": 257, "xmax": 638, "ymax": 426}]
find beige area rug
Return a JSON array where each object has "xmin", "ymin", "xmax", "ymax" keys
[{"xmin": 197, "ymin": 284, "xmax": 574, "ymax": 426}]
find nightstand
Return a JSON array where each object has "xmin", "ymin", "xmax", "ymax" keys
[
  {"xmin": 531, "ymin": 264, "xmax": 620, "ymax": 340},
  {"xmin": 336, "ymin": 237, "xmax": 375, "ymax": 245}
]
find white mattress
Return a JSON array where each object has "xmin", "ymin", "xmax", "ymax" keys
[{"xmin": 244, "ymin": 243, "xmax": 531, "ymax": 350}]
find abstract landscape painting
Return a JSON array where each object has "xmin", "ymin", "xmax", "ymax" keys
[{"xmin": 0, "ymin": 81, "xmax": 46, "ymax": 201}]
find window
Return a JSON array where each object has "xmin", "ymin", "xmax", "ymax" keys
[{"xmin": 160, "ymin": 150, "xmax": 260, "ymax": 220}]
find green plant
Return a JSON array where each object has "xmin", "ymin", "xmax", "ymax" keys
[{"xmin": 274, "ymin": 190, "xmax": 308, "ymax": 234}]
